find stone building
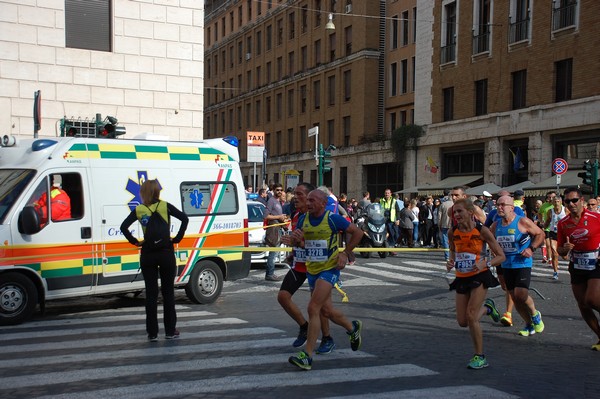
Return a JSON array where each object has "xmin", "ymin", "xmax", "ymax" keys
[{"xmin": 0, "ymin": 0, "xmax": 204, "ymax": 141}]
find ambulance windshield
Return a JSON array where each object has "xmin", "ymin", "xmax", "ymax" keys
[{"xmin": 0, "ymin": 169, "xmax": 36, "ymax": 224}]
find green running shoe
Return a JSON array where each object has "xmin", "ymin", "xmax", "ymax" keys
[
  {"xmin": 348, "ymin": 320, "xmax": 362, "ymax": 351},
  {"xmin": 518, "ymin": 324, "xmax": 535, "ymax": 336},
  {"xmin": 484, "ymin": 298, "xmax": 500, "ymax": 323},
  {"xmin": 288, "ymin": 350, "xmax": 312, "ymax": 370},
  {"xmin": 467, "ymin": 355, "xmax": 489, "ymax": 369},
  {"xmin": 531, "ymin": 311, "xmax": 544, "ymax": 333}
]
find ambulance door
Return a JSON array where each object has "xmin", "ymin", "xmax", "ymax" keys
[
  {"xmin": 99, "ymin": 203, "xmax": 143, "ymax": 284},
  {"xmin": 13, "ymin": 169, "xmax": 95, "ymax": 296}
]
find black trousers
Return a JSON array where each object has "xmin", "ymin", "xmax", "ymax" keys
[{"xmin": 140, "ymin": 249, "xmax": 177, "ymax": 337}]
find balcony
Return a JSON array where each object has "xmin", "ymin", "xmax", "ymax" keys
[
  {"xmin": 472, "ymin": 28, "xmax": 490, "ymax": 54},
  {"xmin": 552, "ymin": 1, "xmax": 577, "ymax": 31},
  {"xmin": 509, "ymin": 18, "xmax": 529, "ymax": 44},
  {"xmin": 440, "ymin": 43, "xmax": 456, "ymax": 64}
]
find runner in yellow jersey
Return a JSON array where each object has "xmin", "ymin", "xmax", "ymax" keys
[{"xmin": 287, "ymin": 189, "xmax": 363, "ymax": 370}]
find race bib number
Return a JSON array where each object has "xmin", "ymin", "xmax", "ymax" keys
[
  {"xmin": 305, "ymin": 240, "xmax": 328, "ymax": 262},
  {"xmin": 572, "ymin": 250, "xmax": 599, "ymax": 271},
  {"xmin": 293, "ymin": 247, "xmax": 306, "ymax": 263},
  {"xmin": 455, "ymin": 252, "xmax": 477, "ymax": 273},
  {"xmin": 497, "ymin": 235, "xmax": 517, "ymax": 253}
]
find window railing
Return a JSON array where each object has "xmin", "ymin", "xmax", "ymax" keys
[
  {"xmin": 440, "ymin": 43, "xmax": 456, "ymax": 64},
  {"xmin": 509, "ymin": 18, "xmax": 529, "ymax": 43},
  {"xmin": 472, "ymin": 27, "xmax": 490, "ymax": 54},
  {"xmin": 552, "ymin": 1, "xmax": 577, "ymax": 31}
]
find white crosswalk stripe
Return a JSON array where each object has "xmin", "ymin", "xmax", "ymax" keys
[
  {"xmin": 0, "ymin": 306, "xmax": 519, "ymax": 398},
  {"xmin": 235, "ymin": 256, "xmax": 565, "ymax": 291}
]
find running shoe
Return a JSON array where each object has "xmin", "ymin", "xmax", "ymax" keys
[
  {"xmin": 467, "ymin": 355, "xmax": 489, "ymax": 369},
  {"xmin": 591, "ymin": 342, "xmax": 600, "ymax": 351},
  {"xmin": 552, "ymin": 272, "xmax": 559, "ymax": 280},
  {"xmin": 293, "ymin": 326, "xmax": 308, "ymax": 348},
  {"xmin": 484, "ymin": 298, "xmax": 500, "ymax": 323},
  {"xmin": 165, "ymin": 329, "xmax": 180, "ymax": 339},
  {"xmin": 316, "ymin": 336, "xmax": 336, "ymax": 354},
  {"xmin": 518, "ymin": 324, "xmax": 535, "ymax": 336},
  {"xmin": 148, "ymin": 335, "xmax": 158, "ymax": 342},
  {"xmin": 531, "ymin": 311, "xmax": 545, "ymax": 333},
  {"xmin": 500, "ymin": 312, "xmax": 513, "ymax": 327},
  {"xmin": 288, "ymin": 350, "xmax": 312, "ymax": 370},
  {"xmin": 541, "ymin": 258, "xmax": 548, "ymax": 264},
  {"xmin": 348, "ymin": 320, "xmax": 362, "ymax": 351}
]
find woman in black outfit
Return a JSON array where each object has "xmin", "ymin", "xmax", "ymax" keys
[{"xmin": 120, "ymin": 179, "xmax": 189, "ymax": 341}]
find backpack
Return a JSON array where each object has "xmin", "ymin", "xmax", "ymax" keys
[{"xmin": 143, "ymin": 201, "xmax": 171, "ymax": 250}]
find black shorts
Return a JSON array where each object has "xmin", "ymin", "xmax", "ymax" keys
[
  {"xmin": 496, "ymin": 264, "xmax": 504, "ymax": 276},
  {"xmin": 549, "ymin": 231, "xmax": 558, "ymax": 241},
  {"xmin": 545, "ymin": 230, "xmax": 551, "ymax": 239},
  {"xmin": 279, "ymin": 268, "xmax": 307, "ymax": 294},
  {"xmin": 568, "ymin": 260, "xmax": 600, "ymax": 285},
  {"xmin": 449, "ymin": 269, "xmax": 499, "ymax": 294},
  {"xmin": 503, "ymin": 267, "xmax": 532, "ymax": 290}
]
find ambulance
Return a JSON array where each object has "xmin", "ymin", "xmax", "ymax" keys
[{"xmin": 0, "ymin": 133, "xmax": 251, "ymax": 325}]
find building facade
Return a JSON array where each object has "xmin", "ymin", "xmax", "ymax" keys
[
  {"xmin": 204, "ymin": 0, "xmax": 408, "ymax": 199},
  {"xmin": 0, "ymin": 0, "xmax": 204, "ymax": 141},
  {"xmin": 414, "ymin": 0, "xmax": 600, "ymax": 197}
]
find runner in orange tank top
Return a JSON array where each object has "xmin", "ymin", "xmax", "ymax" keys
[{"xmin": 446, "ymin": 198, "xmax": 505, "ymax": 370}]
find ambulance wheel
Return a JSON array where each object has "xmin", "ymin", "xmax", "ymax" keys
[
  {"xmin": 0, "ymin": 272, "xmax": 38, "ymax": 326},
  {"xmin": 185, "ymin": 261, "xmax": 223, "ymax": 304}
]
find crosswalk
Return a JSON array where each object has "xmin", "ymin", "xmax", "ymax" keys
[
  {"xmin": 0, "ymin": 304, "xmax": 519, "ymax": 398},
  {"xmin": 235, "ymin": 255, "xmax": 568, "ymax": 294}
]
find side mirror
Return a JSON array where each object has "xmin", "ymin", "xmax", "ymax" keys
[{"xmin": 18, "ymin": 206, "xmax": 41, "ymax": 235}]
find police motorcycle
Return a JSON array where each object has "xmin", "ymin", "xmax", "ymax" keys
[{"xmin": 355, "ymin": 202, "xmax": 388, "ymax": 258}]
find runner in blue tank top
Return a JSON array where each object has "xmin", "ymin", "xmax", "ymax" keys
[{"xmin": 490, "ymin": 195, "xmax": 546, "ymax": 337}]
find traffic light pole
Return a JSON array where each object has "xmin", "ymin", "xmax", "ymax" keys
[{"xmin": 594, "ymin": 159, "xmax": 599, "ymax": 198}]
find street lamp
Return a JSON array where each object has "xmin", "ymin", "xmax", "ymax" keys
[{"xmin": 325, "ymin": 13, "xmax": 335, "ymax": 30}]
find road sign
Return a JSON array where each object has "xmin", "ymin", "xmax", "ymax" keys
[
  {"xmin": 552, "ymin": 158, "xmax": 568, "ymax": 175},
  {"xmin": 308, "ymin": 127, "xmax": 318, "ymax": 137},
  {"xmin": 247, "ymin": 131, "xmax": 265, "ymax": 163}
]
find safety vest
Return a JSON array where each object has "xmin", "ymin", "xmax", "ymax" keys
[{"xmin": 380, "ymin": 197, "xmax": 396, "ymax": 222}]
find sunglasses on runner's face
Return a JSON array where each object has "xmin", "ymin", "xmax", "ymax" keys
[{"xmin": 564, "ymin": 198, "xmax": 581, "ymax": 205}]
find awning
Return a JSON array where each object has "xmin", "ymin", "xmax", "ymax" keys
[
  {"xmin": 417, "ymin": 175, "xmax": 483, "ymax": 196},
  {"xmin": 395, "ymin": 185, "xmax": 426, "ymax": 195},
  {"xmin": 501, "ymin": 180, "xmax": 535, "ymax": 193},
  {"xmin": 523, "ymin": 171, "xmax": 581, "ymax": 197},
  {"xmin": 465, "ymin": 183, "xmax": 503, "ymax": 196}
]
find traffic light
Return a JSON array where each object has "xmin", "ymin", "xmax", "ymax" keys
[
  {"xmin": 96, "ymin": 115, "xmax": 126, "ymax": 138},
  {"xmin": 317, "ymin": 144, "xmax": 335, "ymax": 186},
  {"xmin": 578, "ymin": 159, "xmax": 599, "ymax": 197},
  {"xmin": 578, "ymin": 160, "xmax": 593, "ymax": 186}
]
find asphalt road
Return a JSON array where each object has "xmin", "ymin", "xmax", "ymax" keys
[{"xmin": 0, "ymin": 249, "xmax": 597, "ymax": 398}]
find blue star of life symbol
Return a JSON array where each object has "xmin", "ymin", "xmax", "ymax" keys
[
  {"xmin": 189, "ymin": 189, "xmax": 203, "ymax": 209},
  {"xmin": 126, "ymin": 171, "xmax": 162, "ymax": 211}
]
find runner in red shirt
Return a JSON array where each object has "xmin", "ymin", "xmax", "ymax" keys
[{"xmin": 557, "ymin": 187, "xmax": 600, "ymax": 350}]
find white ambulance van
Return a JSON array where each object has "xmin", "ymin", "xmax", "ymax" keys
[{"xmin": 0, "ymin": 134, "xmax": 250, "ymax": 325}]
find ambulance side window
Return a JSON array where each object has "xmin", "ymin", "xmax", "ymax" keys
[
  {"xmin": 25, "ymin": 173, "xmax": 84, "ymax": 228},
  {"xmin": 60, "ymin": 173, "xmax": 84, "ymax": 220},
  {"xmin": 27, "ymin": 180, "xmax": 50, "ymax": 229},
  {"xmin": 180, "ymin": 181, "xmax": 239, "ymax": 216}
]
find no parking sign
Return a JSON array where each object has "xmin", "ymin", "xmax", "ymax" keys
[{"xmin": 552, "ymin": 158, "xmax": 568, "ymax": 175}]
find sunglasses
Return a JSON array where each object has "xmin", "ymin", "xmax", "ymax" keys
[
  {"xmin": 564, "ymin": 198, "xmax": 581, "ymax": 205},
  {"xmin": 588, "ymin": 202, "xmax": 598, "ymax": 206}
]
